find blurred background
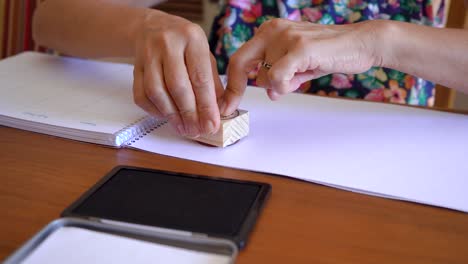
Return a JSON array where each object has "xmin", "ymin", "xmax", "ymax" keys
[{"xmin": 1, "ymin": 0, "xmax": 467, "ymax": 110}]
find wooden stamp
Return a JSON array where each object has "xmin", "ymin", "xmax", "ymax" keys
[{"xmin": 194, "ymin": 109, "xmax": 249, "ymax": 147}]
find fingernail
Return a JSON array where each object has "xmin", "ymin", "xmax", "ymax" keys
[
  {"xmin": 219, "ymin": 99, "xmax": 227, "ymax": 116},
  {"xmin": 203, "ymin": 120, "xmax": 215, "ymax": 135},
  {"xmin": 177, "ymin": 124, "xmax": 186, "ymax": 136},
  {"xmin": 267, "ymin": 89, "xmax": 281, "ymax": 101},
  {"xmin": 187, "ymin": 125, "xmax": 200, "ymax": 138}
]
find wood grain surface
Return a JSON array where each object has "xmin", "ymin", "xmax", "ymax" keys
[{"xmin": 1, "ymin": 126, "xmax": 468, "ymax": 264}]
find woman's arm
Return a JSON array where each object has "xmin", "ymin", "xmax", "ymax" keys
[
  {"xmin": 33, "ymin": 0, "xmax": 224, "ymax": 137},
  {"xmin": 221, "ymin": 19, "xmax": 468, "ymax": 115},
  {"xmin": 379, "ymin": 20, "xmax": 468, "ymax": 93},
  {"xmin": 33, "ymin": 0, "xmax": 165, "ymax": 58}
]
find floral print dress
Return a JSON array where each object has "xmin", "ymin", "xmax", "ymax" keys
[{"xmin": 209, "ymin": 0, "xmax": 445, "ymax": 106}]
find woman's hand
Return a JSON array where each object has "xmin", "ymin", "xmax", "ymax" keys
[
  {"xmin": 221, "ymin": 19, "xmax": 383, "ymax": 115},
  {"xmin": 133, "ymin": 10, "xmax": 224, "ymax": 137}
]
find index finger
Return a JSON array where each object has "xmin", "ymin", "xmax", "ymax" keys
[{"xmin": 222, "ymin": 36, "xmax": 266, "ymax": 116}]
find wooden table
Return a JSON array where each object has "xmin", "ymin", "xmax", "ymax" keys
[{"xmin": 1, "ymin": 125, "xmax": 468, "ymax": 264}]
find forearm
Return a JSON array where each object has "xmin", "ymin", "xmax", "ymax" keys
[
  {"xmin": 33, "ymin": 0, "xmax": 166, "ymax": 58},
  {"xmin": 375, "ymin": 20, "xmax": 468, "ymax": 93}
]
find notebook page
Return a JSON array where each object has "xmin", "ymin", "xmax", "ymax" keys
[
  {"xmin": 132, "ymin": 88, "xmax": 468, "ymax": 212},
  {"xmin": 22, "ymin": 227, "xmax": 230, "ymax": 264},
  {"xmin": 0, "ymin": 52, "xmax": 147, "ymax": 135}
]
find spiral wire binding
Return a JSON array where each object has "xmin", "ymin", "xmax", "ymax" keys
[{"xmin": 114, "ymin": 116, "xmax": 167, "ymax": 147}]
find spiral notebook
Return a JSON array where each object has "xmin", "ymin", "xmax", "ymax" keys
[
  {"xmin": 0, "ymin": 52, "xmax": 163, "ymax": 147},
  {"xmin": 2, "ymin": 52, "xmax": 468, "ymax": 213}
]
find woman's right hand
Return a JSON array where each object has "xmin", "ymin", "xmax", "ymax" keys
[{"xmin": 133, "ymin": 10, "xmax": 224, "ymax": 137}]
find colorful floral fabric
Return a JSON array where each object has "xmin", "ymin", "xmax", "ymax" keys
[{"xmin": 209, "ymin": 0, "xmax": 445, "ymax": 106}]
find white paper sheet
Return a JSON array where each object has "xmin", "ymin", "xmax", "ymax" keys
[
  {"xmin": 22, "ymin": 227, "xmax": 231, "ymax": 264},
  {"xmin": 2, "ymin": 52, "xmax": 467, "ymax": 213},
  {"xmin": 132, "ymin": 88, "xmax": 468, "ymax": 212}
]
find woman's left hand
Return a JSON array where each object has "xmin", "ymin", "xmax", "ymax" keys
[{"xmin": 220, "ymin": 19, "xmax": 383, "ymax": 115}]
